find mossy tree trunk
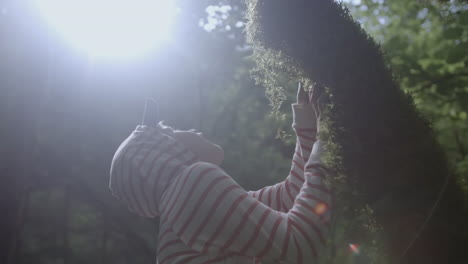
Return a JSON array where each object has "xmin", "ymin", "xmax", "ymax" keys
[{"xmin": 246, "ymin": 0, "xmax": 468, "ymax": 263}]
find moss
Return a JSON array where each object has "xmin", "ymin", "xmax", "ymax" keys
[{"xmin": 246, "ymin": 0, "xmax": 468, "ymax": 262}]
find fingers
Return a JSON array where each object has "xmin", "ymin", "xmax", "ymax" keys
[
  {"xmin": 311, "ymin": 84, "xmax": 325, "ymax": 118},
  {"xmin": 316, "ymin": 92, "xmax": 325, "ymax": 118},
  {"xmin": 297, "ymin": 81, "xmax": 309, "ymax": 104},
  {"xmin": 310, "ymin": 84, "xmax": 322, "ymax": 104}
]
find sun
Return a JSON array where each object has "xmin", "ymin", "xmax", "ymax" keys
[{"xmin": 36, "ymin": 0, "xmax": 177, "ymax": 59}]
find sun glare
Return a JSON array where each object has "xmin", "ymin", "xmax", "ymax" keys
[{"xmin": 35, "ymin": 0, "xmax": 177, "ymax": 59}]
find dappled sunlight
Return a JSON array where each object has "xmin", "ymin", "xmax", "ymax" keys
[{"xmin": 198, "ymin": 4, "xmax": 241, "ymax": 32}]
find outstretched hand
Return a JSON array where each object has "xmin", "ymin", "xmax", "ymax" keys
[
  {"xmin": 296, "ymin": 81, "xmax": 310, "ymax": 105},
  {"xmin": 296, "ymin": 81, "xmax": 324, "ymax": 122}
]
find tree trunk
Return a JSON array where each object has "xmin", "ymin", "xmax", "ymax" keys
[
  {"xmin": 62, "ymin": 185, "xmax": 70, "ymax": 264},
  {"xmin": 101, "ymin": 211, "xmax": 108, "ymax": 264},
  {"xmin": 6, "ymin": 190, "xmax": 30, "ymax": 264}
]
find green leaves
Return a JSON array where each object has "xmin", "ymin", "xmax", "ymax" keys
[
  {"xmin": 447, "ymin": 42, "xmax": 468, "ymax": 63},
  {"xmin": 443, "ymin": 26, "xmax": 463, "ymax": 39},
  {"xmin": 248, "ymin": 0, "xmax": 468, "ymax": 262}
]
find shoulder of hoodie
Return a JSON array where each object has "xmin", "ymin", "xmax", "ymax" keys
[{"xmin": 178, "ymin": 162, "xmax": 230, "ymax": 182}]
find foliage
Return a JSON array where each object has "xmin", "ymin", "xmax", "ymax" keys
[
  {"xmin": 2, "ymin": 0, "xmax": 468, "ymax": 263},
  {"xmin": 246, "ymin": 0, "xmax": 468, "ymax": 263},
  {"xmin": 347, "ymin": 0, "xmax": 468, "ymax": 191}
]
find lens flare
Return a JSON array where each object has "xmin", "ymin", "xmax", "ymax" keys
[
  {"xmin": 35, "ymin": 0, "xmax": 177, "ymax": 59},
  {"xmin": 314, "ymin": 202, "xmax": 328, "ymax": 215},
  {"xmin": 349, "ymin": 243, "xmax": 360, "ymax": 255}
]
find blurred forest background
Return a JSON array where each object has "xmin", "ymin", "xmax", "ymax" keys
[{"xmin": 1, "ymin": 0, "xmax": 467, "ymax": 263}]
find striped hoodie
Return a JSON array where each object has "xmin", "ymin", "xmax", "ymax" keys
[{"xmin": 110, "ymin": 104, "xmax": 333, "ymax": 263}]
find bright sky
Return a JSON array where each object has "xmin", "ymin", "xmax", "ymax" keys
[{"xmin": 35, "ymin": 0, "xmax": 177, "ymax": 60}]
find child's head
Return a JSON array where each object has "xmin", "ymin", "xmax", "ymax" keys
[
  {"xmin": 109, "ymin": 123, "xmax": 223, "ymax": 217},
  {"xmin": 158, "ymin": 122, "xmax": 224, "ymax": 166}
]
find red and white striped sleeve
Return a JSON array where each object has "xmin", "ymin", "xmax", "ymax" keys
[
  {"xmin": 160, "ymin": 141, "xmax": 332, "ymax": 263},
  {"xmin": 248, "ymin": 104, "xmax": 318, "ymax": 212}
]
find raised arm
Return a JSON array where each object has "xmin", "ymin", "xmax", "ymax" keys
[
  {"xmin": 160, "ymin": 142, "xmax": 332, "ymax": 263},
  {"xmin": 248, "ymin": 83, "xmax": 318, "ymax": 212}
]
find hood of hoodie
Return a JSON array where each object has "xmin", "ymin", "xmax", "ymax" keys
[{"xmin": 109, "ymin": 125, "xmax": 198, "ymax": 217}]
